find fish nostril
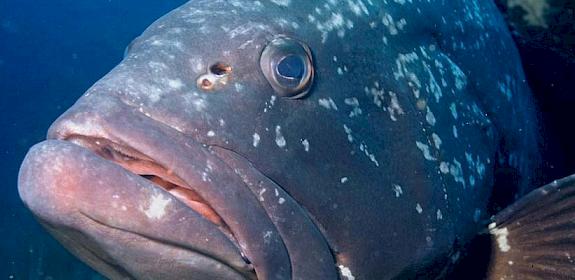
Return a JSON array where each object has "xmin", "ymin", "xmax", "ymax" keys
[
  {"xmin": 209, "ymin": 62, "xmax": 232, "ymax": 76},
  {"xmin": 200, "ymin": 77, "xmax": 214, "ymax": 90}
]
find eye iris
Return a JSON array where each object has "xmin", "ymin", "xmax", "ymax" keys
[{"xmin": 277, "ymin": 55, "xmax": 305, "ymax": 80}]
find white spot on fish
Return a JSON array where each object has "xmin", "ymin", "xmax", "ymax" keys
[
  {"xmin": 392, "ymin": 184, "xmax": 403, "ymax": 197},
  {"xmin": 338, "ymin": 265, "xmax": 355, "ymax": 280},
  {"xmin": 450, "ymin": 103, "xmax": 458, "ymax": 119},
  {"xmin": 382, "ymin": 13, "xmax": 401, "ymax": 35},
  {"xmin": 318, "ymin": 98, "xmax": 338, "ymax": 110},
  {"xmin": 143, "ymin": 193, "xmax": 171, "ymax": 220},
  {"xmin": 498, "ymin": 75, "xmax": 514, "ymax": 101},
  {"xmin": 344, "ymin": 97, "xmax": 362, "ymax": 118},
  {"xmin": 263, "ymin": 230, "xmax": 273, "ymax": 244},
  {"xmin": 489, "ymin": 223, "xmax": 511, "ymax": 252},
  {"xmin": 234, "ymin": 83, "xmax": 245, "ymax": 92},
  {"xmin": 343, "ymin": 125, "xmax": 354, "ymax": 143},
  {"xmin": 477, "ymin": 160, "xmax": 486, "ymax": 179},
  {"xmin": 278, "ymin": 197, "xmax": 285, "ymax": 204},
  {"xmin": 449, "ymin": 60, "xmax": 467, "ymax": 90},
  {"xmin": 167, "ymin": 79, "xmax": 184, "ymax": 90},
  {"xmin": 346, "ymin": 0, "xmax": 369, "ymax": 16},
  {"xmin": 258, "ymin": 188, "xmax": 267, "ymax": 202},
  {"xmin": 253, "ymin": 133, "xmax": 261, "ymax": 148},
  {"xmin": 439, "ymin": 162, "xmax": 450, "ymax": 174},
  {"xmin": 437, "ymin": 209, "xmax": 443, "ymax": 220},
  {"xmin": 388, "ymin": 91, "xmax": 405, "ymax": 121},
  {"xmin": 424, "ymin": 64, "xmax": 443, "ymax": 102},
  {"xmin": 206, "ymin": 130, "xmax": 215, "ymax": 137},
  {"xmin": 309, "ymin": 7, "xmax": 357, "ymax": 43},
  {"xmin": 301, "ymin": 139, "xmax": 310, "ymax": 152},
  {"xmin": 201, "ymin": 172, "xmax": 210, "ymax": 182},
  {"xmin": 416, "ymin": 141, "xmax": 437, "ymax": 161},
  {"xmin": 270, "ymin": 0, "xmax": 290, "ymax": 7},
  {"xmin": 426, "ymin": 107, "xmax": 436, "ymax": 126},
  {"xmin": 359, "ymin": 142, "xmax": 380, "ymax": 167},
  {"xmin": 450, "ymin": 159, "xmax": 466, "ymax": 187},
  {"xmin": 432, "ymin": 133, "xmax": 442, "ymax": 149},
  {"xmin": 416, "ymin": 203, "xmax": 423, "ymax": 214},
  {"xmin": 394, "ymin": 52, "xmax": 421, "ymax": 99},
  {"xmin": 341, "ymin": 177, "xmax": 349, "ymax": 184},
  {"xmin": 275, "ymin": 126, "xmax": 286, "ymax": 148}
]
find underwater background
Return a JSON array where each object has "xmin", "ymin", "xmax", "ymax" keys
[
  {"xmin": 0, "ymin": 0, "xmax": 187, "ymax": 278},
  {"xmin": 1, "ymin": 0, "xmax": 573, "ymax": 279}
]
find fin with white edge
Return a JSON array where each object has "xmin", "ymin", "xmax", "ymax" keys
[{"xmin": 485, "ymin": 173, "xmax": 575, "ymax": 279}]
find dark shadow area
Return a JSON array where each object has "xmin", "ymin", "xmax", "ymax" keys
[
  {"xmin": 521, "ymin": 44, "xmax": 575, "ymax": 182},
  {"xmin": 495, "ymin": 0, "xmax": 575, "ymax": 183},
  {"xmin": 444, "ymin": 234, "xmax": 492, "ymax": 280}
]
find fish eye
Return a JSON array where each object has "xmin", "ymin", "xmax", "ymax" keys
[{"xmin": 260, "ymin": 36, "xmax": 314, "ymax": 99}]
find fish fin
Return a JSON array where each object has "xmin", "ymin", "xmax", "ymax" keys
[{"xmin": 485, "ymin": 174, "xmax": 575, "ymax": 279}]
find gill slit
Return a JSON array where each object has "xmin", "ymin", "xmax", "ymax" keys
[{"xmin": 207, "ymin": 144, "xmax": 341, "ymax": 270}]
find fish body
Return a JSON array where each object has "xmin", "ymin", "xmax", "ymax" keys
[{"xmin": 20, "ymin": 1, "xmax": 574, "ymax": 279}]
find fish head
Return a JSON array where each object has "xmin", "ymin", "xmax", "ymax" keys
[{"xmin": 18, "ymin": 0, "xmax": 514, "ymax": 279}]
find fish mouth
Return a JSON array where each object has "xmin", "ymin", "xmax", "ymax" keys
[
  {"xmin": 19, "ymin": 136, "xmax": 260, "ymax": 279},
  {"xmin": 62, "ymin": 134, "xmax": 252, "ymax": 274},
  {"xmin": 65, "ymin": 134, "xmax": 234, "ymax": 238},
  {"xmin": 18, "ymin": 100, "xmax": 294, "ymax": 279}
]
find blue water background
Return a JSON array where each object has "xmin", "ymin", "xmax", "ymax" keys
[{"xmin": 0, "ymin": 0, "xmax": 187, "ymax": 278}]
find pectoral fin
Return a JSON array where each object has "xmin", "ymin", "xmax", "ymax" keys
[{"xmin": 486, "ymin": 174, "xmax": 575, "ymax": 279}]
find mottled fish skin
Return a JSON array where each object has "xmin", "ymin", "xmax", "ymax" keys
[{"xmin": 19, "ymin": 0, "xmax": 541, "ymax": 279}]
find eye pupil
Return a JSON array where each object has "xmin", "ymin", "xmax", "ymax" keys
[{"xmin": 277, "ymin": 55, "xmax": 305, "ymax": 80}]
